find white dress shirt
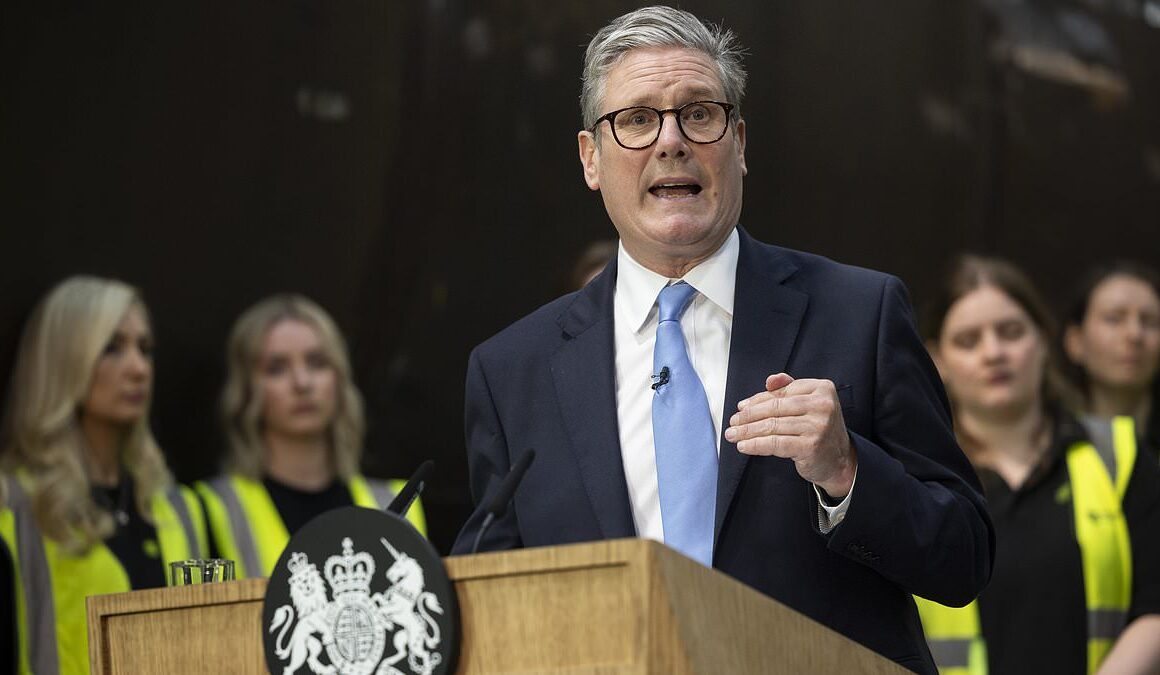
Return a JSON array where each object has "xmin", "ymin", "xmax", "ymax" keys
[{"xmin": 613, "ymin": 228, "xmax": 851, "ymax": 544}]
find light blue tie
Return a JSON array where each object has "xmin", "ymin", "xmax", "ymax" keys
[{"xmin": 652, "ymin": 281, "xmax": 718, "ymax": 567}]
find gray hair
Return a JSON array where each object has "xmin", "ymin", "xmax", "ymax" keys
[{"xmin": 580, "ymin": 6, "xmax": 748, "ymax": 130}]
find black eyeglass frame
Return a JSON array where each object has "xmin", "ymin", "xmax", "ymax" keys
[{"xmin": 589, "ymin": 100, "xmax": 736, "ymax": 150}]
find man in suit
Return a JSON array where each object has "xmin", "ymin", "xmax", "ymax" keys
[{"xmin": 452, "ymin": 6, "xmax": 993, "ymax": 672}]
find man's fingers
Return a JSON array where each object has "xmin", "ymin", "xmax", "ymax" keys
[
  {"xmin": 729, "ymin": 396, "xmax": 811, "ymax": 427},
  {"xmin": 737, "ymin": 375, "xmax": 811, "ymax": 411},
  {"xmin": 736, "ymin": 390, "xmax": 775, "ymax": 411},
  {"xmin": 735, "ymin": 433, "xmax": 805, "ymax": 458},
  {"xmin": 725, "ymin": 416, "xmax": 810, "ymax": 443},
  {"xmin": 765, "ymin": 372, "xmax": 794, "ymax": 392},
  {"xmin": 738, "ymin": 377, "xmax": 838, "ymax": 411}
]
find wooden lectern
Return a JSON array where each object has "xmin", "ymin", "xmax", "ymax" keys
[{"xmin": 87, "ymin": 539, "xmax": 907, "ymax": 674}]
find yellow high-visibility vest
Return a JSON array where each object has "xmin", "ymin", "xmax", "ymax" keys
[
  {"xmin": 915, "ymin": 416, "xmax": 1136, "ymax": 674},
  {"xmin": 195, "ymin": 473, "xmax": 427, "ymax": 579},
  {"xmin": 0, "ymin": 475, "xmax": 207, "ymax": 675}
]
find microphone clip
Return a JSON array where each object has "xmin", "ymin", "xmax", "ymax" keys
[{"xmin": 651, "ymin": 366, "xmax": 670, "ymax": 390}]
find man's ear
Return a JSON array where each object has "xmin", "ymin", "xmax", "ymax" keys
[
  {"xmin": 736, "ymin": 118, "xmax": 747, "ymax": 177},
  {"xmin": 578, "ymin": 130, "xmax": 601, "ymax": 191},
  {"xmin": 1063, "ymin": 324, "xmax": 1085, "ymax": 365}
]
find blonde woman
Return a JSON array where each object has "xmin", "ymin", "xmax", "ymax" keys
[
  {"xmin": 0, "ymin": 276, "xmax": 207, "ymax": 675},
  {"xmin": 197, "ymin": 294, "xmax": 425, "ymax": 580}
]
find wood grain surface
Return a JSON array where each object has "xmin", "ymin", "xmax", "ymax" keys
[{"xmin": 87, "ymin": 540, "xmax": 907, "ymax": 674}]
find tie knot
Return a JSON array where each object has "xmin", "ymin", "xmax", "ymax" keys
[{"xmin": 657, "ymin": 282, "xmax": 698, "ymax": 323}]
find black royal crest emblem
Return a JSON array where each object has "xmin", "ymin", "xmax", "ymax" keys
[{"xmin": 262, "ymin": 506, "xmax": 459, "ymax": 675}]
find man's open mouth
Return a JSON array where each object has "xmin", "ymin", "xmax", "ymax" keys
[{"xmin": 649, "ymin": 183, "xmax": 702, "ymax": 197}]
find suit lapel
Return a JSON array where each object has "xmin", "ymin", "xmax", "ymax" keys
[
  {"xmin": 715, "ymin": 230, "xmax": 808, "ymax": 544},
  {"xmin": 550, "ymin": 259, "xmax": 636, "ymax": 540}
]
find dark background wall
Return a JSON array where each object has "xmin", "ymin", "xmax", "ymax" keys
[{"xmin": 2, "ymin": 1, "xmax": 1158, "ymax": 554}]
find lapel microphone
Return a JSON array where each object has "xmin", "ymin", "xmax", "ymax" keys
[
  {"xmin": 386, "ymin": 459, "xmax": 434, "ymax": 518},
  {"xmin": 470, "ymin": 448, "xmax": 536, "ymax": 555},
  {"xmin": 651, "ymin": 366, "xmax": 671, "ymax": 390}
]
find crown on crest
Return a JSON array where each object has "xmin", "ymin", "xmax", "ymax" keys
[
  {"xmin": 324, "ymin": 537, "xmax": 375, "ymax": 596},
  {"xmin": 287, "ymin": 551, "xmax": 314, "ymax": 577}
]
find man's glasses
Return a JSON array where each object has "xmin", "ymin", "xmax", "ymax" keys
[{"xmin": 590, "ymin": 101, "xmax": 735, "ymax": 150}]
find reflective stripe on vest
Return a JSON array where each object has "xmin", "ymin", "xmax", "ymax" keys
[
  {"xmin": 348, "ymin": 475, "xmax": 427, "ymax": 534},
  {"xmin": 1068, "ymin": 416, "xmax": 1134, "ymax": 672},
  {"xmin": 155, "ymin": 486, "xmax": 204, "ymax": 560},
  {"xmin": 0, "ymin": 476, "xmax": 60, "ymax": 675},
  {"xmin": 912, "ymin": 595, "xmax": 987, "ymax": 675},
  {"xmin": 201, "ymin": 475, "xmax": 267, "ymax": 579},
  {"xmin": 352, "ymin": 475, "xmax": 394, "ymax": 510},
  {"xmin": 0, "ymin": 477, "xmax": 204, "ymax": 675},
  {"xmin": 197, "ymin": 474, "xmax": 411, "ymax": 579},
  {"xmin": 916, "ymin": 416, "xmax": 1136, "ymax": 675}
]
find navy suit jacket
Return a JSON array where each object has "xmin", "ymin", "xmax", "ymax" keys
[{"xmin": 452, "ymin": 229, "xmax": 994, "ymax": 673}]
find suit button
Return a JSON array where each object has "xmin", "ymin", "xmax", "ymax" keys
[{"xmin": 846, "ymin": 542, "xmax": 878, "ymax": 563}]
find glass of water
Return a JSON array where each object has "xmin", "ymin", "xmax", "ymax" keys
[{"xmin": 168, "ymin": 559, "xmax": 236, "ymax": 586}]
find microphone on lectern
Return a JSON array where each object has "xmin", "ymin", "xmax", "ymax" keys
[
  {"xmin": 386, "ymin": 459, "xmax": 434, "ymax": 518},
  {"xmin": 470, "ymin": 448, "xmax": 536, "ymax": 555}
]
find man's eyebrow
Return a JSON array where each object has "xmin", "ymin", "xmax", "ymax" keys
[{"xmin": 684, "ymin": 87, "xmax": 717, "ymax": 99}]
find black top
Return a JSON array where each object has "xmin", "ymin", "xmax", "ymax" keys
[
  {"xmin": 1145, "ymin": 403, "xmax": 1159, "ymax": 459},
  {"xmin": 262, "ymin": 475, "xmax": 354, "ymax": 536},
  {"xmin": 976, "ymin": 415, "xmax": 1160, "ymax": 675},
  {"xmin": 92, "ymin": 479, "xmax": 166, "ymax": 590}
]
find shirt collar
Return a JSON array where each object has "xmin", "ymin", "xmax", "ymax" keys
[{"xmin": 615, "ymin": 228, "xmax": 739, "ymax": 335}]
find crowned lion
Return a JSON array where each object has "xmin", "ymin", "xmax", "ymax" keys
[{"xmin": 270, "ymin": 552, "xmax": 337, "ymax": 675}]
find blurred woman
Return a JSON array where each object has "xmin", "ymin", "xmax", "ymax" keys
[
  {"xmin": 197, "ymin": 294, "xmax": 425, "ymax": 580},
  {"xmin": 567, "ymin": 239, "xmax": 618, "ymax": 291},
  {"xmin": 915, "ymin": 255, "xmax": 1160, "ymax": 675},
  {"xmin": 0, "ymin": 276, "xmax": 207, "ymax": 675},
  {"xmin": 1064, "ymin": 262, "xmax": 1160, "ymax": 456}
]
